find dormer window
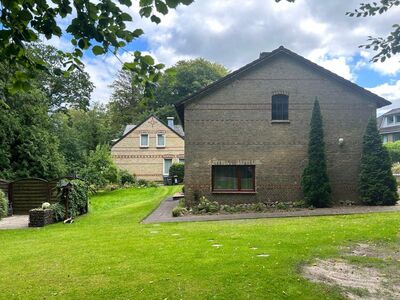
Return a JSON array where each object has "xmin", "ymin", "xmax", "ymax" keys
[
  {"xmin": 140, "ymin": 133, "xmax": 149, "ymax": 147},
  {"xmin": 271, "ymin": 94, "xmax": 289, "ymax": 121},
  {"xmin": 156, "ymin": 133, "xmax": 166, "ymax": 147}
]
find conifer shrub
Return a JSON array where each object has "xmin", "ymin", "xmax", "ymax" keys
[
  {"xmin": 359, "ymin": 118, "xmax": 398, "ymax": 206},
  {"xmin": 169, "ymin": 163, "xmax": 184, "ymax": 183},
  {"xmin": 301, "ymin": 100, "xmax": 332, "ymax": 208}
]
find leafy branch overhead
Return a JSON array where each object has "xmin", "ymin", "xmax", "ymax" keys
[
  {"xmin": 346, "ymin": 0, "xmax": 400, "ymax": 62},
  {"xmin": 0, "ymin": 0, "xmax": 194, "ymax": 94},
  {"xmin": 276, "ymin": 0, "xmax": 399, "ymax": 63}
]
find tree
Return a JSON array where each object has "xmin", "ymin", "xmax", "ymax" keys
[
  {"xmin": 359, "ymin": 118, "xmax": 398, "ymax": 206},
  {"xmin": 0, "ymin": 82, "xmax": 66, "ymax": 179},
  {"xmin": 0, "ymin": 0, "xmax": 194, "ymax": 97},
  {"xmin": 276, "ymin": 0, "xmax": 399, "ymax": 62},
  {"xmin": 79, "ymin": 145, "xmax": 119, "ymax": 188},
  {"xmin": 301, "ymin": 99, "xmax": 331, "ymax": 208},
  {"xmin": 28, "ymin": 43, "xmax": 94, "ymax": 112},
  {"xmin": 107, "ymin": 69, "xmax": 144, "ymax": 135},
  {"xmin": 108, "ymin": 58, "xmax": 229, "ymax": 133},
  {"xmin": 51, "ymin": 105, "xmax": 114, "ymax": 174}
]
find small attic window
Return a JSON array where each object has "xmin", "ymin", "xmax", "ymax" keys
[
  {"xmin": 140, "ymin": 133, "xmax": 149, "ymax": 147},
  {"xmin": 271, "ymin": 94, "xmax": 289, "ymax": 120}
]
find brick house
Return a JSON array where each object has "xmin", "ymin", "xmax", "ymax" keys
[
  {"xmin": 377, "ymin": 108, "xmax": 400, "ymax": 143},
  {"xmin": 175, "ymin": 46, "xmax": 391, "ymax": 205},
  {"xmin": 111, "ymin": 115, "xmax": 184, "ymax": 182}
]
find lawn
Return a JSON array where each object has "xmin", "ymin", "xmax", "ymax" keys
[{"xmin": 0, "ymin": 186, "xmax": 399, "ymax": 299}]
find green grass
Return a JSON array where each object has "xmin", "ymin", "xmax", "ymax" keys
[{"xmin": 1, "ymin": 186, "xmax": 399, "ymax": 299}]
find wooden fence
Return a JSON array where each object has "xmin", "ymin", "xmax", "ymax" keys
[{"xmin": 0, "ymin": 177, "xmax": 78, "ymax": 215}]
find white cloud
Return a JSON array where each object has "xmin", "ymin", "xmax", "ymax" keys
[
  {"xmin": 73, "ymin": 0, "xmax": 400, "ymax": 103},
  {"xmin": 369, "ymin": 80, "xmax": 400, "ymax": 114}
]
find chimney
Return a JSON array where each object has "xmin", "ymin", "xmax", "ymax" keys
[
  {"xmin": 260, "ymin": 52, "xmax": 270, "ymax": 58},
  {"xmin": 167, "ymin": 117, "xmax": 174, "ymax": 129}
]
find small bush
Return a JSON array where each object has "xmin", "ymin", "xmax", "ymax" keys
[
  {"xmin": 172, "ymin": 206, "xmax": 187, "ymax": 217},
  {"xmin": 56, "ymin": 179, "xmax": 90, "ymax": 220},
  {"xmin": 195, "ymin": 196, "xmax": 219, "ymax": 214},
  {"xmin": 384, "ymin": 141, "xmax": 400, "ymax": 163},
  {"xmin": 169, "ymin": 163, "xmax": 184, "ymax": 183},
  {"xmin": 49, "ymin": 203, "xmax": 66, "ymax": 222},
  {"xmin": 137, "ymin": 179, "xmax": 148, "ymax": 187},
  {"xmin": 392, "ymin": 162, "xmax": 400, "ymax": 174},
  {"xmin": 119, "ymin": 169, "xmax": 136, "ymax": 185},
  {"xmin": 0, "ymin": 190, "xmax": 7, "ymax": 219}
]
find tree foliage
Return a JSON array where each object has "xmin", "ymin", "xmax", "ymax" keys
[
  {"xmin": 275, "ymin": 0, "xmax": 399, "ymax": 62},
  {"xmin": 301, "ymin": 100, "xmax": 331, "ymax": 208},
  {"xmin": 0, "ymin": 62, "xmax": 66, "ymax": 179},
  {"xmin": 0, "ymin": 0, "xmax": 194, "ymax": 96},
  {"xmin": 28, "ymin": 43, "xmax": 94, "ymax": 112},
  {"xmin": 346, "ymin": 0, "xmax": 399, "ymax": 62},
  {"xmin": 79, "ymin": 145, "xmax": 119, "ymax": 188},
  {"xmin": 384, "ymin": 141, "xmax": 400, "ymax": 163},
  {"xmin": 169, "ymin": 163, "xmax": 184, "ymax": 183},
  {"xmin": 108, "ymin": 58, "xmax": 229, "ymax": 134},
  {"xmin": 359, "ymin": 118, "xmax": 398, "ymax": 206}
]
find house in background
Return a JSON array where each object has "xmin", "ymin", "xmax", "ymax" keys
[
  {"xmin": 377, "ymin": 109, "xmax": 400, "ymax": 143},
  {"xmin": 111, "ymin": 116, "xmax": 184, "ymax": 182},
  {"xmin": 175, "ymin": 46, "xmax": 390, "ymax": 206}
]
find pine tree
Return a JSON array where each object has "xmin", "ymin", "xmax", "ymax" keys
[
  {"xmin": 359, "ymin": 117, "xmax": 398, "ymax": 205},
  {"xmin": 301, "ymin": 99, "xmax": 331, "ymax": 207}
]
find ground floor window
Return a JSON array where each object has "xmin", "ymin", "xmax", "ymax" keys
[
  {"xmin": 394, "ymin": 133, "xmax": 400, "ymax": 142},
  {"xmin": 212, "ymin": 165, "xmax": 255, "ymax": 192},
  {"xmin": 163, "ymin": 159, "xmax": 172, "ymax": 176}
]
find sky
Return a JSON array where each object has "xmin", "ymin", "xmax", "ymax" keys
[{"xmin": 46, "ymin": 0, "xmax": 400, "ymax": 115}]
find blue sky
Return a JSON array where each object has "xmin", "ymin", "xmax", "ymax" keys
[{"xmin": 46, "ymin": 0, "xmax": 400, "ymax": 114}]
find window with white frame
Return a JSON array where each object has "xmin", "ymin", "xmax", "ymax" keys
[
  {"xmin": 163, "ymin": 159, "xmax": 172, "ymax": 176},
  {"xmin": 140, "ymin": 133, "xmax": 149, "ymax": 147},
  {"xmin": 179, "ymin": 158, "xmax": 185, "ymax": 164},
  {"xmin": 157, "ymin": 133, "xmax": 166, "ymax": 147}
]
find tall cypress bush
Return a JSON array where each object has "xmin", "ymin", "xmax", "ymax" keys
[
  {"xmin": 301, "ymin": 99, "xmax": 331, "ymax": 207},
  {"xmin": 359, "ymin": 117, "xmax": 398, "ymax": 205}
]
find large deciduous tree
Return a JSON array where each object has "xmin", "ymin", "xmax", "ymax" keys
[
  {"xmin": 28, "ymin": 43, "xmax": 94, "ymax": 112},
  {"xmin": 359, "ymin": 118, "xmax": 398, "ymax": 206},
  {"xmin": 301, "ymin": 99, "xmax": 331, "ymax": 208},
  {"xmin": 108, "ymin": 58, "xmax": 229, "ymax": 135},
  {"xmin": 0, "ymin": 64, "xmax": 66, "ymax": 179}
]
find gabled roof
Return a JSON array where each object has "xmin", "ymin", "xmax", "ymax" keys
[
  {"xmin": 174, "ymin": 46, "xmax": 391, "ymax": 127},
  {"xmin": 111, "ymin": 115, "xmax": 184, "ymax": 147},
  {"xmin": 123, "ymin": 124, "xmax": 136, "ymax": 135},
  {"xmin": 381, "ymin": 108, "xmax": 400, "ymax": 116}
]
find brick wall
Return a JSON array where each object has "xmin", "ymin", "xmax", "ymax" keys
[{"xmin": 184, "ymin": 55, "xmax": 377, "ymax": 205}]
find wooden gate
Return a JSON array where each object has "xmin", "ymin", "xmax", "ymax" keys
[{"xmin": 10, "ymin": 178, "xmax": 52, "ymax": 214}]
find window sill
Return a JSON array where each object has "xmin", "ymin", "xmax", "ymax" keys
[
  {"xmin": 156, "ymin": 146, "xmax": 166, "ymax": 148},
  {"xmin": 212, "ymin": 191, "xmax": 257, "ymax": 194},
  {"xmin": 140, "ymin": 146, "xmax": 149, "ymax": 149},
  {"xmin": 271, "ymin": 120, "xmax": 290, "ymax": 124}
]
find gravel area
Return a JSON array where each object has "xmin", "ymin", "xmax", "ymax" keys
[{"xmin": 0, "ymin": 215, "xmax": 29, "ymax": 229}]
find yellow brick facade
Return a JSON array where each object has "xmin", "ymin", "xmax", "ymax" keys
[{"xmin": 111, "ymin": 116, "xmax": 184, "ymax": 182}]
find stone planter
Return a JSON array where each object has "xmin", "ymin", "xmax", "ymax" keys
[{"xmin": 29, "ymin": 209, "xmax": 54, "ymax": 227}]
